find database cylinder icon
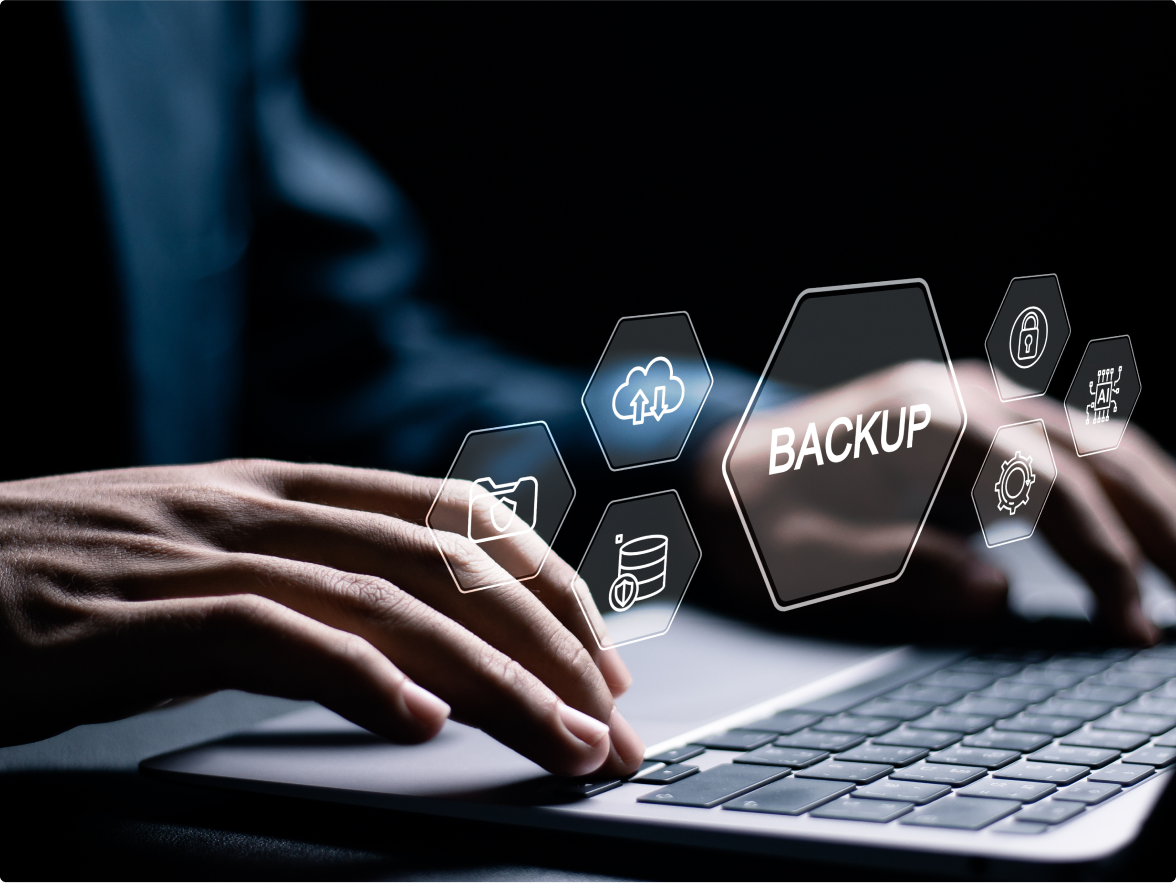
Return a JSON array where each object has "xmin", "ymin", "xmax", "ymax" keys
[{"xmin": 609, "ymin": 534, "xmax": 668, "ymax": 612}]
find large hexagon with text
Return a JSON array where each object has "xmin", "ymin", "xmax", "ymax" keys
[{"xmin": 722, "ymin": 280, "xmax": 967, "ymax": 612}]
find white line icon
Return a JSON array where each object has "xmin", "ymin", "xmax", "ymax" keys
[
  {"xmin": 608, "ymin": 533, "xmax": 668, "ymax": 612},
  {"xmin": 1008, "ymin": 305, "xmax": 1049, "ymax": 369},
  {"xmin": 1087, "ymin": 366, "xmax": 1122, "ymax": 424},
  {"xmin": 611, "ymin": 357, "xmax": 685, "ymax": 425},
  {"xmin": 467, "ymin": 476, "xmax": 538, "ymax": 544},
  {"xmin": 995, "ymin": 451, "xmax": 1035, "ymax": 516}
]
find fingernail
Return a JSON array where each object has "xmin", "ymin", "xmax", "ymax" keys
[
  {"xmin": 608, "ymin": 707, "xmax": 645, "ymax": 772},
  {"xmin": 1127, "ymin": 601, "xmax": 1160, "ymax": 647},
  {"xmin": 965, "ymin": 559, "xmax": 1007, "ymax": 590},
  {"xmin": 401, "ymin": 681, "xmax": 450, "ymax": 725},
  {"xmin": 557, "ymin": 701, "xmax": 610, "ymax": 747}
]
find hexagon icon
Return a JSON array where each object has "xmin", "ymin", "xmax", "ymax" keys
[
  {"xmin": 581, "ymin": 312, "xmax": 712, "ymax": 470},
  {"xmin": 722, "ymin": 279, "xmax": 967, "ymax": 612},
  {"xmin": 971, "ymin": 420, "xmax": 1058, "ymax": 547},
  {"xmin": 984, "ymin": 274, "xmax": 1071, "ymax": 401},
  {"xmin": 1064, "ymin": 335, "xmax": 1141, "ymax": 457},
  {"xmin": 426, "ymin": 422, "xmax": 575, "ymax": 593},
  {"xmin": 572, "ymin": 490, "xmax": 700, "ymax": 649}
]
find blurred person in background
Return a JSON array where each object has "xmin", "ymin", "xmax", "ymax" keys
[{"xmin": 4, "ymin": 2, "xmax": 1176, "ymax": 778}]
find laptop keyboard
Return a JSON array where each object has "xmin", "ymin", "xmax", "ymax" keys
[{"xmin": 563, "ymin": 643, "xmax": 1176, "ymax": 833}]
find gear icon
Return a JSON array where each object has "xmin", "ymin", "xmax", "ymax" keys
[{"xmin": 995, "ymin": 450, "xmax": 1036, "ymax": 516}]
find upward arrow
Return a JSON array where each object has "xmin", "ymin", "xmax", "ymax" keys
[{"xmin": 630, "ymin": 389, "xmax": 649, "ymax": 425}]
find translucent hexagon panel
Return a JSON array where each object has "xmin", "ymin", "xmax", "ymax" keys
[
  {"xmin": 984, "ymin": 274, "xmax": 1070, "ymax": 401},
  {"xmin": 426, "ymin": 422, "xmax": 575, "ymax": 593},
  {"xmin": 723, "ymin": 280, "xmax": 966, "ymax": 611},
  {"xmin": 1065, "ymin": 335, "xmax": 1141, "ymax": 457},
  {"xmin": 581, "ymin": 312, "xmax": 713, "ymax": 470},
  {"xmin": 572, "ymin": 490, "xmax": 700, "ymax": 649},
  {"xmin": 971, "ymin": 420, "xmax": 1058, "ymax": 547}
]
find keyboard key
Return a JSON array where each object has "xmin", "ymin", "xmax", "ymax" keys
[
  {"xmin": 1028, "ymin": 745, "xmax": 1119, "ymax": 768},
  {"xmin": 697, "ymin": 729, "xmax": 778, "ymax": 751},
  {"xmin": 874, "ymin": 727, "xmax": 960, "ymax": 750},
  {"xmin": 1122, "ymin": 657, "xmax": 1176, "ymax": 676},
  {"xmin": 946, "ymin": 696, "xmax": 1027, "ymax": 717},
  {"xmin": 929, "ymin": 746, "xmax": 1020, "ymax": 769},
  {"xmin": 1054, "ymin": 781, "xmax": 1121, "ymax": 804},
  {"xmin": 920, "ymin": 671, "xmax": 996, "ymax": 691},
  {"xmin": 887, "ymin": 685, "xmax": 967, "ymax": 705},
  {"xmin": 558, "ymin": 778, "xmax": 625, "ymax": 797},
  {"xmin": 849, "ymin": 699, "xmax": 934, "ymax": 720},
  {"xmin": 812, "ymin": 714, "xmax": 899, "ymax": 736},
  {"xmin": 1061, "ymin": 728, "xmax": 1150, "ymax": 751},
  {"xmin": 995, "ymin": 821, "xmax": 1049, "ymax": 834},
  {"xmin": 901, "ymin": 796, "xmax": 1020, "ymax": 830},
  {"xmin": 734, "ymin": 745, "xmax": 829, "ymax": 768},
  {"xmin": 1045, "ymin": 657, "xmax": 1112, "ymax": 675},
  {"xmin": 810, "ymin": 796, "xmax": 913, "ymax": 823},
  {"xmin": 631, "ymin": 763, "xmax": 699, "ymax": 784},
  {"xmin": 1028, "ymin": 698, "xmax": 1115, "ymax": 720},
  {"xmin": 950, "ymin": 658, "xmax": 1024, "ymax": 676},
  {"xmin": 1141, "ymin": 645, "xmax": 1176, "ymax": 660},
  {"xmin": 980, "ymin": 682, "xmax": 1055, "ymax": 703},
  {"xmin": 963, "ymin": 730, "xmax": 1052, "ymax": 753},
  {"xmin": 1093, "ymin": 712, "xmax": 1176, "ymax": 736},
  {"xmin": 957, "ymin": 778, "xmax": 1055, "ymax": 802},
  {"xmin": 1123, "ymin": 745, "xmax": 1176, "ymax": 768},
  {"xmin": 742, "ymin": 711, "xmax": 823, "ymax": 735},
  {"xmin": 1153, "ymin": 729, "xmax": 1176, "ymax": 747},
  {"xmin": 854, "ymin": 778, "xmax": 951, "ymax": 805},
  {"xmin": 638, "ymin": 765, "xmax": 789, "ymax": 808},
  {"xmin": 1125, "ymin": 696, "xmax": 1176, "ymax": 716},
  {"xmin": 1152, "ymin": 681, "xmax": 1176, "ymax": 699},
  {"xmin": 891, "ymin": 762, "xmax": 986, "ymax": 786},
  {"xmin": 722, "ymin": 777, "xmax": 853, "ymax": 815},
  {"xmin": 1013, "ymin": 669, "xmax": 1085, "ymax": 689},
  {"xmin": 994, "ymin": 761, "xmax": 1089, "ymax": 785},
  {"xmin": 996, "ymin": 713, "xmax": 1083, "ymax": 736},
  {"xmin": 910, "ymin": 711, "xmax": 995, "ymax": 734},
  {"xmin": 775, "ymin": 730, "xmax": 865, "ymax": 752},
  {"xmin": 835, "ymin": 744, "xmax": 927, "ymax": 767},
  {"xmin": 1088, "ymin": 764, "xmax": 1155, "ymax": 786},
  {"xmin": 1059, "ymin": 684, "xmax": 1141, "ymax": 704},
  {"xmin": 648, "ymin": 745, "xmax": 705, "ymax": 764},
  {"xmin": 795, "ymin": 760, "xmax": 892, "ymax": 784},
  {"xmin": 1016, "ymin": 799, "xmax": 1085, "ymax": 824},
  {"xmin": 1094, "ymin": 670, "xmax": 1169, "ymax": 690}
]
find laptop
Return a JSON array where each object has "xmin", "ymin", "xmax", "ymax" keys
[{"xmin": 141, "ymin": 533, "xmax": 1176, "ymax": 877}]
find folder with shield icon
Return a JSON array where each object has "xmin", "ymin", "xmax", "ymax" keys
[{"xmin": 467, "ymin": 476, "xmax": 539, "ymax": 544}]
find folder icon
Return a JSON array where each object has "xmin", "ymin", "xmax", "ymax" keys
[{"xmin": 467, "ymin": 476, "xmax": 539, "ymax": 544}]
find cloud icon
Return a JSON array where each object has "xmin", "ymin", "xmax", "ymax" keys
[{"xmin": 611, "ymin": 357, "xmax": 686, "ymax": 425}]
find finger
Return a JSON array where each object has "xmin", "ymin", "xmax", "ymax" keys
[
  {"xmin": 1037, "ymin": 443, "xmax": 1158, "ymax": 646},
  {"xmin": 897, "ymin": 526, "xmax": 1010, "ymax": 621},
  {"xmin": 243, "ymin": 462, "xmax": 635, "ymax": 698},
  {"xmin": 12, "ymin": 594, "xmax": 449, "ymax": 747},
  {"xmin": 1088, "ymin": 429, "xmax": 1176, "ymax": 580},
  {"xmin": 131, "ymin": 554, "xmax": 627, "ymax": 776},
  {"xmin": 201, "ymin": 492, "xmax": 630, "ymax": 717}
]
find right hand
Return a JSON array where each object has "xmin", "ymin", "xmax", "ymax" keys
[{"xmin": 0, "ymin": 460, "xmax": 643, "ymax": 777}]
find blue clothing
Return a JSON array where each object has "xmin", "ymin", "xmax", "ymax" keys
[{"xmin": 65, "ymin": 1, "xmax": 583, "ymax": 471}]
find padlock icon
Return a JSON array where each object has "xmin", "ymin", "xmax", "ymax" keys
[
  {"xmin": 1019, "ymin": 313, "xmax": 1039, "ymax": 360},
  {"xmin": 1009, "ymin": 306, "xmax": 1045, "ymax": 368}
]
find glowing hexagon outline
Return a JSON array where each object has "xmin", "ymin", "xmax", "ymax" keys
[
  {"xmin": 721, "ymin": 278, "xmax": 969, "ymax": 613},
  {"xmin": 984, "ymin": 273, "xmax": 1071, "ymax": 402},
  {"xmin": 425, "ymin": 420, "xmax": 576, "ymax": 594},
  {"xmin": 570, "ymin": 488, "xmax": 701, "ymax": 650},
  {"xmin": 970, "ymin": 419, "xmax": 1058, "ymax": 549},
  {"xmin": 1064, "ymin": 334, "xmax": 1141, "ymax": 458},
  {"xmin": 581, "ymin": 311, "xmax": 714, "ymax": 472}
]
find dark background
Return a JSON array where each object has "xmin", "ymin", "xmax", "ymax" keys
[{"xmin": 300, "ymin": 2, "xmax": 1173, "ymax": 442}]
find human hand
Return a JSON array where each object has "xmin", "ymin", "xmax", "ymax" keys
[
  {"xmin": 697, "ymin": 359, "xmax": 1172, "ymax": 644},
  {"xmin": 0, "ymin": 460, "xmax": 643, "ymax": 776}
]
